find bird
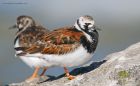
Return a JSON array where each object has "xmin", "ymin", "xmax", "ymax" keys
[
  {"xmin": 11, "ymin": 15, "xmax": 99, "ymax": 81},
  {"xmin": 10, "ymin": 15, "xmax": 50, "ymax": 80}
]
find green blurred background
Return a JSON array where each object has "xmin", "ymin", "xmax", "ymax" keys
[{"xmin": 0, "ymin": 0, "xmax": 140, "ymax": 85}]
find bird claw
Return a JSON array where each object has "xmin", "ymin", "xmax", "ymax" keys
[
  {"xmin": 25, "ymin": 75, "xmax": 39, "ymax": 83},
  {"xmin": 65, "ymin": 74, "xmax": 75, "ymax": 80}
]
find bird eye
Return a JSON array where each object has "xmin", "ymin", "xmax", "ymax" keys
[
  {"xmin": 85, "ymin": 23, "xmax": 91, "ymax": 26},
  {"xmin": 25, "ymin": 20, "xmax": 29, "ymax": 25},
  {"xmin": 81, "ymin": 18, "xmax": 84, "ymax": 21},
  {"xmin": 26, "ymin": 20, "xmax": 29, "ymax": 23}
]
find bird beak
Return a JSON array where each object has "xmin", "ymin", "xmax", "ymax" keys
[
  {"xmin": 9, "ymin": 24, "xmax": 17, "ymax": 29},
  {"xmin": 92, "ymin": 25, "xmax": 102, "ymax": 31}
]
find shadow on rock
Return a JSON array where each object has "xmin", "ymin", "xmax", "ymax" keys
[
  {"xmin": 70, "ymin": 60, "xmax": 106, "ymax": 75},
  {"xmin": 39, "ymin": 60, "xmax": 106, "ymax": 83}
]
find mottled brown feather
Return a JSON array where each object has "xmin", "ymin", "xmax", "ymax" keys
[
  {"xmin": 42, "ymin": 27, "xmax": 83, "ymax": 44},
  {"xmin": 19, "ymin": 25, "xmax": 48, "ymax": 47},
  {"xmin": 17, "ymin": 25, "xmax": 49, "ymax": 55},
  {"xmin": 18, "ymin": 27, "xmax": 84, "ymax": 55},
  {"xmin": 40, "ymin": 27, "xmax": 84, "ymax": 54}
]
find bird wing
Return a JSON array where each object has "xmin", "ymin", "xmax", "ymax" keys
[
  {"xmin": 41, "ymin": 27, "xmax": 84, "ymax": 54},
  {"xmin": 15, "ymin": 25, "xmax": 49, "ymax": 56},
  {"xmin": 17, "ymin": 27, "xmax": 84, "ymax": 55}
]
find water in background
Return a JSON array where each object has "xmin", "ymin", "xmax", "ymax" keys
[{"xmin": 0, "ymin": 0, "xmax": 140, "ymax": 85}]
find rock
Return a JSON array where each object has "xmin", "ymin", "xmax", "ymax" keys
[{"xmin": 9, "ymin": 42, "xmax": 140, "ymax": 86}]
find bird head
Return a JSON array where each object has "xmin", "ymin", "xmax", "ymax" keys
[
  {"xmin": 74, "ymin": 15, "xmax": 100, "ymax": 32},
  {"xmin": 9, "ymin": 15, "xmax": 35, "ymax": 31}
]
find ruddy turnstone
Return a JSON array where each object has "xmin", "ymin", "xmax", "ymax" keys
[
  {"xmin": 40, "ymin": 15, "xmax": 99, "ymax": 80},
  {"xmin": 11, "ymin": 15, "xmax": 99, "ymax": 81},
  {"xmin": 10, "ymin": 15, "xmax": 50, "ymax": 80}
]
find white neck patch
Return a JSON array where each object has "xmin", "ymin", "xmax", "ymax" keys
[
  {"xmin": 74, "ymin": 21, "xmax": 92, "ymax": 42},
  {"xmin": 74, "ymin": 22, "xmax": 82, "ymax": 31},
  {"xmin": 83, "ymin": 32, "xmax": 92, "ymax": 42}
]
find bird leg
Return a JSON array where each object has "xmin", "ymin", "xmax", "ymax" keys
[
  {"xmin": 26, "ymin": 66, "xmax": 40, "ymax": 81},
  {"xmin": 64, "ymin": 67, "xmax": 75, "ymax": 80},
  {"xmin": 40, "ymin": 67, "xmax": 47, "ymax": 76}
]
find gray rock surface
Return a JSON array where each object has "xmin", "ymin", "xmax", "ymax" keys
[{"xmin": 9, "ymin": 42, "xmax": 140, "ymax": 86}]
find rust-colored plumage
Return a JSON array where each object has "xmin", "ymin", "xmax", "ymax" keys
[
  {"xmin": 41, "ymin": 27, "xmax": 83, "ymax": 54},
  {"xmin": 18, "ymin": 27, "xmax": 84, "ymax": 55}
]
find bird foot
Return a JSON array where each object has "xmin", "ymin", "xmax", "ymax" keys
[
  {"xmin": 66, "ymin": 74, "xmax": 75, "ymax": 80},
  {"xmin": 64, "ymin": 67, "xmax": 75, "ymax": 80},
  {"xmin": 25, "ymin": 75, "xmax": 39, "ymax": 83}
]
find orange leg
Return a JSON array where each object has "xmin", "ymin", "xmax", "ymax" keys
[
  {"xmin": 64, "ymin": 67, "xmax": 75, "ymax": 80},
  {"xmin": 40, "ymin": 67, "xmax": 47, "ymax": 76},
  {"xmin": 26, "ymin": 66, "xmax": 40, "ymax": 81}
]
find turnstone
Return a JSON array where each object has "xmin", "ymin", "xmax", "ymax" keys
[
  {"xmin": 11, "ymin": 15, "xmax": 99, "ymax": 81},
  {"xmin": 10, "ymin": 15, "xmax": 49, "ymax": 80},
  {"xmin": 40, "ymin": 15, "xmax": 99, "ymax": 80}
]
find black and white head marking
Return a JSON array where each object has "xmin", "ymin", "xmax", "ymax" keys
[
  {"xmin": 74, "ymin": 15, "xmax": 95, "ymax": 31},
  {"xmin": 74, "ymin": 15, "xmax": 99, "ymax": 53},
  {"xmin": 74, "ymin": 15, "xmax": 97, "ymax": 42}
]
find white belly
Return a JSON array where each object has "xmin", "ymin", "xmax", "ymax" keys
[
  {"xmin": 15, "ymin": 39, "xmax": 93, "ymax": 68},
  {"xmin": 20, "ymin": 55, "xmax": 47, "ymax": 68},
  {"xmin": 42, "ymin": 45, "xmax": 93, "ymax": 67},
  {"xmin": 14, "ymin": 39, "xmax": 46, "ymax": 68}
]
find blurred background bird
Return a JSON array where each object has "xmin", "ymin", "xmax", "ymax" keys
[{"xmin": 10, "ymin": 15, "xmax": 50, "ymax": 81}]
